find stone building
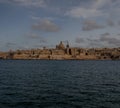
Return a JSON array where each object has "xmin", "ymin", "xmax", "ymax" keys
[{"xmin": 0, "ymin": 41, "xmax": 120, "ymax": 60}]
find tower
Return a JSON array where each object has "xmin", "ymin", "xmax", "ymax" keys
[
  {"xmin": 66, "ymin": 41, "xmax": 69, "ymax": 48},
  {"xmin": 66, "ymin": 41, "xmax": 70, "ymax": 55}
]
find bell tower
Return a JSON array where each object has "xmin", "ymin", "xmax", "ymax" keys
[{"xmin": 66, "ymin": 41, "xmax": 70, "ymax": 55}]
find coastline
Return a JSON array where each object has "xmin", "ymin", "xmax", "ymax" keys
[{"xmin": 0, "ymin": 42, "xmax": 120, "ymax": 60}]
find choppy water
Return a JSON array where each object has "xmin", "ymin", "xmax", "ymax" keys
[{"xmin": 0, "ymin": 60, "xmax": 120, "ymax": 108}]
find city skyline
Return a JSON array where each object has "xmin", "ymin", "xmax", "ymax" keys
[{"xmin": 0, "ymin": 0, "xmax": 120, "ymax": 51}]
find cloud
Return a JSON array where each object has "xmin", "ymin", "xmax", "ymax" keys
[
  {"xmin": 65, "ymin": 0, "xmax": 120, "ymax": 19},
  {"xmin": 75, "ymin": 37, "xmax": 105, "ymax": 48},
  {"xmin": 92, "ymin": 0, "xmax": 112, "ymax": 9},
  {"xmin": 75, "ymin": 37, "xmax": 85, "ymax": 43},
  {"xmin": 107, "ymin": 19, "xmax": 115, "ymax": 26},
  {"xmin": 85, "ymin": 38, "xmax": 105, "ymax": 48},
  {"xmin": 88, "ymin": 41, "xmax": 104, "ymax": 48},
  {"xmin": 6, "ymin": 42, "xmax": 16, "ymax": 47},
  {"xmin": 118, "ymin": 21, "xmax": 120, "ymax": 26},
  {"xmin": 65, "ymin": 0, "xmax": 111, "ymax": 18},
  {"xmin": 100, "ymin": 34, "xmax": 120, "ymax": 46},
  {"xmin": 75, "ymin": 32, "xmax": 120, "ymax": 47},
  {"xmin": 0, "ymin": 0, "xmax": 46, "ymax": 8},
  {"xmin": 100, "ymin": 32, "xmax": 110, "ymax": 37},
  {"xmin": 31, "ymin": 16, "xmax": 41, "ymax": 20},
  {"xmin": 65, "ymin": 7, "xmax": 103, "ymax": 18},
  {"xmin": 87, "ymin": 37, "xmax": 120, "ymax": 48},
  {"xmin": 26, "ymin": 33, "xmax": 39, "ymax": 39},
  {"xmin": 31, "ymin": 16, "xmax": 56, "ymax": 21},
  {"xmin": 95, "ymin": 32, "xmax": 120, "ymax": 47},
  {"xmin": 32, "ymin": 19, "xmax": 60, "ymax": 32},
  {"xmin": 82, "ymin": 20, "xmax": 105, "ymax": 31},
  {"xmin": 100, "ymin": 32, "xmax": 113, "ymax": 43},
  {"xmin": 5, "ymin": 42, "xmax": 17, "ymax": 50},
  {"xmin": 26, "ymin": 33, "xmax": 47, "ymax": 43}
]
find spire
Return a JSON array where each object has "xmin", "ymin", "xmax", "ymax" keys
[{"xmin": 66, "ymin": 41, "xmax": 69, "ymax": 48}]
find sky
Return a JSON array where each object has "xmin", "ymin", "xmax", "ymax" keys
[{"xmin": 0, "ymin": 0, "xmax": 120, "ymax": 51}]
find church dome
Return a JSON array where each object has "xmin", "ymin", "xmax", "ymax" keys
[{"xmin": 56, "ymin": 41, "xmax": 65, "ymax": 50}]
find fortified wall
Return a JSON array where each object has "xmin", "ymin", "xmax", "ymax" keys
[{"xmin": 0, "ymin": 41, "xmax": 120, "ymax": 60}]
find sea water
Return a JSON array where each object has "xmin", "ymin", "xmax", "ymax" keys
[{"xmin": 0, "ymin": 60, "xmax": 120, "ymax": 108}]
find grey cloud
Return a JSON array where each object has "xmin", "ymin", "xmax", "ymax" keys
[
  {"xmin": 101, "ymin": 32, "xmax": 110, "ymax": 37},
  {"xmin": 6, "ymin": 42, "xmax": 16, "ymax": 47},
  {"xmin": 100, "ymin": 33, "xmax": 110, "ymax": 41},
  {"xmin": 65, "ymin": 0, "xmax": 120, "ymax": 19},
  {"xmin": 26, "ymin": 33, "xmax": 39, "ymax": 39},
  {"xmin": 65, "ymin": 7, "xmax": 103, "ymax": 18},
  {"xmin": 75, "ymin": 32, "xmax": 120, "ymax": 47},
  {"xmin": 32, "ymin": 19, "xmax": 60, "ymax": 32},
  {"xmin": 75, "ymin": 37, "xmax": 85, "ymax": 43},
  {"xmin": 31, "ymin": 16, "xmax": 56, "ymax": 21},
  {"xmin": 82, "ymin": 20, "xmax": 105, "ymax": 31},
  {"xmin": 65, "ymin": 0, "xmax": 111, "ymax": 18},
  {"xmin": 86, "ymin": 38, "xmax": 104, "ymax": 48},
  {"xmin": 75, "ymin": 36, "xmax": 102, "ymax": 47},
  {"xmin": 5, "ymin": 42, "xmax": 17, "ymax": 50},
  {"xmin": 87, "ymin": 37, "xmax": 120, "ymax": 48},
  {"xmin": 26, "ymin": 33, "xmax": 47, "ymax": 43},
  {"xmin": 118, "ymin": 21, "xmax": 120, "ymax": 26},
  {"xmin": 107, "ymin": 19, "xmax": 114, "ymax": 26},
  {"xmin": 86, "ymin": 38, "xmax": 100, "ymax": 42},
  {"xmin": 100, "ymin": 35, "xmax": 120, "ymax": 46},
  {"xmin": 31, "ymin": 16, "xmax": 41, "ymax": 20},
  {"xmin": 0, "ymin": 0, "xmax": 46, "ymax": 8},
  {"xmin": 93, "ymin": 0, "xmax": 110, "ymax": 9},
  {"xmin": 75, "ymin": 37, "xmax": 105, "ymax": 48},
  {"xmin": 39, "ymin": 37, "xmax": 47, "ymax": 43},
  {"xmin": 88, "ymin": 41, "xmax": 104, "ymax": 48},
  {"xmin": 97, "ymin": 32, "xmax": 120, "ymax": 47}
]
